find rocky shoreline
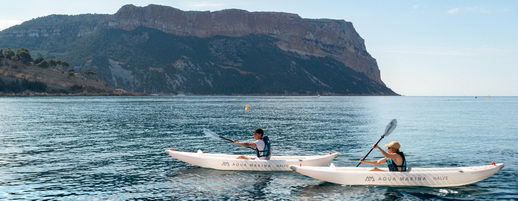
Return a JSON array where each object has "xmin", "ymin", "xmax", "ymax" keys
[{"xmin": 0, "ymin": 90, "xmax": 145, "ymax": 97}]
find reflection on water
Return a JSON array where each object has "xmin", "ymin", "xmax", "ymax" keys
[
  {"xmin": 0, "ymin": 96, "xmax": 517, "ymax": 200},
  {"xmin": 289, "ymin": 182, "xmax": 487, "ymax": 200},
  {"xmin": 384, "ymin": 185, "xmax": 488, "ymax": 200},
  {"xmin": 169, "ymin": 167, "xmax": 278, "ymax": 200}
]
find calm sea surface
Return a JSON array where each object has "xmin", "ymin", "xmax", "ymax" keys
[{"xmin": 0, "ymin": 96, "xmax": 517, "ymax": 200}]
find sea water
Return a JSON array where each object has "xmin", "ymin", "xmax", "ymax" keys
[{"xmin": 0, "ymin": 96, "xmax": 517, "ymax": 200}]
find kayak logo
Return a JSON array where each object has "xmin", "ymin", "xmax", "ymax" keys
[
  {"xmin": 364, "ymin": 175, "xmax": 447, "ymax": 183},
  {"xmin": 221, "ymin": 162, "xmax": 230, "ymax": 167}
]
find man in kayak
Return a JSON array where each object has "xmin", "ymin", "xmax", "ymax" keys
[
  {"xmin": 232, "ymin": 128, "xmax": 271, "ymax": 160},
  {"xmin": 360, "ymin": 141, "xmax": 407, "ymax": 172}
]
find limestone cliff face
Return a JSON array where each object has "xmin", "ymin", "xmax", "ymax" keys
[
  {"xmin": 0, "ymin": 4, "xmax": 397, "ymax": 95},
  {"xmin": 105, "ymin": 4, "xmax": 383, "ymax": 84}
]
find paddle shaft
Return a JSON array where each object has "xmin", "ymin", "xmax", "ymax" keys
[
  {"xmin": 219, "ymin": 135, "xmax": 256, "ymax": 150},
  {"xmin": 218, "ymin": 136, "xmax": 234, "ymax": 142},
  {"xmin": 356, "ymin": 135, "xmax": 385, "ymax": 167}
]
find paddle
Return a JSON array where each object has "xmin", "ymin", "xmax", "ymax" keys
[
  {"xmin": 356, "ymin": 119, "xmax": 397, "ymax": 167},
  {"xmin": 203, "ymin": 129, "xmax": 255, "ymax": 150}
]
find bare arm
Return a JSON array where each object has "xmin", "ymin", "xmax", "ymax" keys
[
  {"xmin": 361, "ymin": 158, "xmax": 387, "ymax": 165},
  {"xmin": 232, "ymin": 141, "xmax": 257, "ymax": 149}
]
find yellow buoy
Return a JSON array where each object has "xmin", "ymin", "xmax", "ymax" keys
[{"xmin": 245, "ymin": 104, "xmax": 250, "ymax": 111}]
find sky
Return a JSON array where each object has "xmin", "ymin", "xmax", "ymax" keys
[{"xmin": 0, "ymin": 0, "xmax": 517, "ymax": 96}]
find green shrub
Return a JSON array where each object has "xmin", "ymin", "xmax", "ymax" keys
[
  {"xmin": 15, "ymin": 48, "xmax": 33, "ymax": 64},
  {"xmin": 3, "ymin": 48, "xmax": 15, "ymax": 60},
  {"xmin": 33, "ymin": 57, "xmax": 44, "ymax": 64},
  {"xmin": 38, "ymin": 60, "xmax": 50, "ymax": 68}
]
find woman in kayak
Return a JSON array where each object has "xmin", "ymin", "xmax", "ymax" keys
[
  {"xmin": 232, "ymin": 128, "xmax": 271, "ymax": 160},
  {"xmin": 360, "ymin": 141, "xmax": 407, "ymax": 172}
]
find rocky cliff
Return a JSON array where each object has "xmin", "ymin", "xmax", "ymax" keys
[
  {"xmin": 106, "ymin": 4, "xmax": 382, "ymax": 84},
  {"xmin": 0, "ymin": 4, "xmax": 396, "ymax": 95}
]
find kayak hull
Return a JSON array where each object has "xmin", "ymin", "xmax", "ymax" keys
[
  {"xmin": 290, "ymin": 163, "xmax": 504, "ymax": 187},
  {"xmin": 166, "ymin": 149, "xmax": 338, "ymax": 171}
]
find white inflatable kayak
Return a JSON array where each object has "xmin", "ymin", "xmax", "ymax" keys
[
  {"xmin": 290, "ymin": 163, "xmax": 503, "ymax": 187},
  {"xmin": 166, "ymin": 149, "xmax": 338, "ymax": 171}
]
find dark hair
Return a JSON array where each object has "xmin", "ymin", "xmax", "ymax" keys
[{"xmin": 254, "ymin": 128, "xmax": 264, "ymax": 135}]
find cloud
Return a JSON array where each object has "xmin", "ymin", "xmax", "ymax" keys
[
  {"xmin": 447, "ymin": 7, "xmax": 492, "ymax": 15},
  {"xmin": 447, "ymin": 8, "xmax": 460, "ymax": 15},
  {"xmin": 0, "ymin": 19, "xmax": 23, "ymax": 31}
]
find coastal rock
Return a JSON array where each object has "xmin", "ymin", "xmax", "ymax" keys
[
  {"xmin": 106, "ymin": 4, "xmax": 382, "ymax": 84},
  {"xmin": 0, "ymin": 4, "xmax": 397, "ymax": 95}
]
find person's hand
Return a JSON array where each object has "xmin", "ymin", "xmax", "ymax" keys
[
  {"xmin": 372, "ymin": 144, "xmax": 379, "ymax": 149},
  {"xmin": 360, "ymin": 160, "xmax": 366, "ymax": 163},
  {"xmin": 232, "ymin": 140, "xmax": 238, "ymax": 144}
]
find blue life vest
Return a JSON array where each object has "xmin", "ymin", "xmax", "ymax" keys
[
  {"xmin": 255, "ymin": 136, "xmax": 271, "ymax": 159},
  {"xmin": 387, "ymin": 152, "xmax": 407, "ymax": 172}
]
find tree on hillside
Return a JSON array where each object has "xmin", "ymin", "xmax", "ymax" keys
[
  {"xmin": 0, "ymin": 48, "xmax": 73, "ymax": 69},
  {"xmin": 38, "ymin": 60, "xmax": 49, "ymax": 68},
  {"xmin": 3, "ymin": 48, "xmax": 15, "ymax": 60},
  {"xmin": 16, "ymin": 48, "xmax": 33, "ymax": 64},
  {"xmin": 47, "ymin": 59, "xmax": 57, "ymax": 67},
  {"xmin": 61, "ymin": 61, "xmax": 70, "ymax": 67},
  {"xmin": 33, "ymin": 57, "xmax": 44, "ymax": 64},
  {"xmin": 0, "ymin": 49, "xmax": 4, "ymax": 64},
  {"xmin": 67, "ymin": 69, "xmax": 75, "ymax": 76},
  {"xmin": 55, "ymin": 60, "xmax": 70, "ymax": 67}
]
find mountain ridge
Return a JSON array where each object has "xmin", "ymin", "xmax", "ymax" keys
[
  {"xmin": 0, "ymin": 4, "xmax": 397, "ymax": 95},
  {"xmin": 105, "ymin": 4, "xmax": 381, "ymax": 84}
]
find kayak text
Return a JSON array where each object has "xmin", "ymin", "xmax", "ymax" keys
[{"xmin": 364, "ymin": 176, "xmax": 448, "ymax": 183}]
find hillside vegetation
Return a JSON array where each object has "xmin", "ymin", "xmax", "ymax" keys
[{"xmin": 0, "ymin": 48, "xmax": 138, "ymax": 96}]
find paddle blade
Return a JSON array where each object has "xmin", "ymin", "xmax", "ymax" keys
[
  {"xmin": 203, "ymin": 128, "xmax": 220, "ymax": 140},
  {"xmin": 383, "ymin": 119, "xmax": 397, "ymax": 137},
  {"xmin": 203, "ymin": 128, "xmax": 235, "ymax": 143}
]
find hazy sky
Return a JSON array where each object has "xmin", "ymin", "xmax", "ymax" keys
[{"xmin": 1, "ymin": 0, "xmax": 516, "ymax": 96}]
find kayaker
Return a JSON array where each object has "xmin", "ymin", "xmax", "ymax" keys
[
  {"xmin": 232, "ymin": 128, "xmax": 271, "ymax": 160},
  {"xmin": 360, "ymin": 141, "xmax": 407, "ymax": 172}
]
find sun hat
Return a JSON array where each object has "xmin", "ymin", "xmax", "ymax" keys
[{"xmin": 385, "ymin": 141, "xmax": 401, "ymax": 149}]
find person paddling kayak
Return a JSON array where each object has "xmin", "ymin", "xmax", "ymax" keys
[
  {"xmin": 232, "ymin": 128, "xmax": 272, "ymax": 160},
  {"xmin": 360, "ymin": 141, "xmax": 407, "ymax": 172}
]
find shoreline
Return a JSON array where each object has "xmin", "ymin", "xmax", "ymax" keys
[
  {"xmin": 0, "ymin": 91, "xmax": 146, "ymax": 97},
  {"xmin": 0, "ymin": 92, "xmax": 400, "ymax": 97}
]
